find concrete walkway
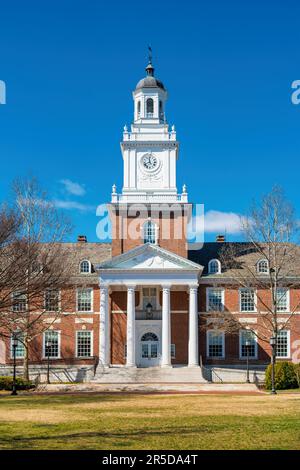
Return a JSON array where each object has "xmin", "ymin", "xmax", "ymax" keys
[{"xmin": 34, "ymin": 382, "xmax": 263, "ymax": 394}]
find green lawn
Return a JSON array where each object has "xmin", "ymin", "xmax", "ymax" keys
[{"xmin": 0, "ymin": 392, "xmax": 299, "ymax": 450}]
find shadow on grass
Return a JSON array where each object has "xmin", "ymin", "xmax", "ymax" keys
[{"xmin": 0, "ymin": 393, "xmax": 137, "ymax": 407}]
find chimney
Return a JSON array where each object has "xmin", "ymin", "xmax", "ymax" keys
[
  {"xmin": 216, "ymin": 234, "xmax": 225, "ymax": 243},
  {"xmin": 77, "ymin": 235, "xmax": 87, "ymax": 243}
]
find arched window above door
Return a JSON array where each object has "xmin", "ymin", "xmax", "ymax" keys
[{"xmin": 141, "ymin": 332, "xmax": 158, "ymax": 342}]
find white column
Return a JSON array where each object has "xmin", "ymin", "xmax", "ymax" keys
[
  {"xmin": 188, "ymin": 285, "xmax": 199, "ymax": 367},
  {"xmin": 161, "ymin": 285, "xmax": 171, "ymax": 367},
  {"xmin": 99, "ymin": 285, "xmax": 109, "ymax": 367},
  {"xmin": 126, "ymin": 285, "xmax": 136, "ymax": 367}
]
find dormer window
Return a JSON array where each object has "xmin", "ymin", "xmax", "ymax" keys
[
  {"xmin": 257, "ymin": 259, "xmax": 269, "ymax": 274},
  {"xmin": 146, "ymin": 98, "xmax": 154, "ymax": 118},
  {"xmin": 143, "ymin": 221, "xmax": 156, "ymax": 244},
  {"xmin": 208, "ymin": 259, "xmax": 221, "ymax": 274},
  {"xmin": 79, "ymin": 260, "xmax": 91, "ymax": 274}
]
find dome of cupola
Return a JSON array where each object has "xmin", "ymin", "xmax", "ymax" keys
[{"xmin": 135, "ymin": 60, "xmax": 166, "ymax": 91}]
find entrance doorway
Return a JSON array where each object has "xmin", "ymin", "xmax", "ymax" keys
[{"xmin": 140, "ymin": 332, "xmax": 160, "ymax": 367}]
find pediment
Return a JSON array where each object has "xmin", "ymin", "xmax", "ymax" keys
[{"xmin": 97, "ymin": 244, "xmax": 202, "ymax": 272}]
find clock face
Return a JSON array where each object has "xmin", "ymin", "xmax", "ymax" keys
[{"xmin": 142, "ymin": 153, "xmax": 158, "ymax": 171}]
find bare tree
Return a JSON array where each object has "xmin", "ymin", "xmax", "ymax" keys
[
  {"xmin": 0, "ymin": 177, "xmax": 73, "ymax": 379},
  {"xmin": 214, "ymin": 187, "xmax": 300, "ymax": 377}
]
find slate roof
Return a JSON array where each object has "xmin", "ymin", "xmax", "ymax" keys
[{"xmin": 188, "ymin": 242, "xmax": 300, "ymax": 279}]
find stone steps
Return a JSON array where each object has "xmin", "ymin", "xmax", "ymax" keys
[
  {"xmin": 36, "ymin": 383, "xmax": 261, "ymax": 393},
  {"xmin": 91, "ymin": 366, "xmax": 207, "ymax": 383}
]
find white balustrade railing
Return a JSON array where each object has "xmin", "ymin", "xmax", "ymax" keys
[{"xmin": 111, "ymin": 193, "xmax": 188, "ymax": 203}]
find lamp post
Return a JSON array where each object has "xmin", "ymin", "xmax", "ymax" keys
[
  {"xmin": 46, "ymin": 340, "xmax": 52, "ymax": 384},
  {"xmin": 11, "ymin": 334, "xmax": 18, "ymax": 396},
  {"xmin": 146, "ymin": 302, "xmax": 153, "ymax": 319},
  {"xmin": 245, "ymin": 339, "xmax": 250, "ymax": 383},
  {"xmin": 270, "ymin": 335, "xmax": 277, "ymax": 395}
]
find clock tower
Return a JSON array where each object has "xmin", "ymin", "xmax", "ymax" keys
[
  {"xmin": 111, "ymin": 57, "xmax": 187, "ymax": 204},
  {"xmin": 110, "ymin": 56, "xmax": 190, "ymax": 257}
]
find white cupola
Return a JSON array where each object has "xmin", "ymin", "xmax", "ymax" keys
[{"xmin": 133, "ymin": 58, "xmax": 168, "ymax": 125}]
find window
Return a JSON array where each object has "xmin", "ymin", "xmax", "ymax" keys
[
  {"xmin": 79, "ymin": 260, "xmax": 91, "ymax": 274},
  {"xmin": 159, "ymin": 100, "xmax": 163, "ymax": 118},
  {"xmin": 10, "ymin": 333, "xmax": 25, "ymax": 359},
  {"xmin": 30, "ymin": 261, "xmax": 43, "ymax": 275},
  {"xmin": 12, "ymin": 292, "xmax": 26, "ymax": 312},
  {"xmin": 207, "ymin": 330, "xmax": 224, "ymax": 358},
  {"xmin": 141, "ymin": 332, "xmax": 159, "ymax": 342},
  {"xmin": 276, "ymin": 288, "xmax": 289, "ymax": 312},
  {"xmin": 240, "ymin": 288, "xmax": 256, "ymax": 312},
  {"xmin": 43, "ymin": 331, "xmax": 60, "ymax": 358},
  {"xmin": 257, "ymin": 259, "xmax": 269, "ymax": 274},
  {"xmin": 142, "ymin": 287, "xmax": 157, "ymax": 310},
  {"xmin": 143, "ymin": 221, "xmax": 156, "ymax": 244},
  {"xmin": 208, "ymin": 259, "xmax": 221, "ymax": 274},
  {"xmin": 137, "ymin": 100, "xmax": 141, "ymax": 117},
  {"xmin": 45, "ymin": 289, "xmax": 59, "ymax": 312},
  {"xmin": 146, "ymin": 98, "xmax": 154, "ymax": 117},
  {"xmin": 240, "ymin": 330, "xmax": 257, "ymax": 358},
  {"xmin": 171, "ymin": 344, "xmax": 176, "ymax": 359},
  {"xmin": 76, "ymin": 331, "xmax": 92, "ymax": 357},
  {"xmin": 276, "ymin": 330, "xmax": 290, "ymax": 358},
  {"xmin": 77, "ymin": 288, "xmax": 93, "ymax": 312},
  {"xmin": 207, "ymin": 288, "xmax": 224, "ymax": 311}
]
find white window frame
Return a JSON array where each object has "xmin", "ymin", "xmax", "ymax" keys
[
  {"xmin": 208, "ymin": 259, "xmax": 221, "ymax": 275},
  {"xmin": 11, "ymin": 291, "xmax": 27, "ymax": 313},
  {"xmin": 76, "ymin": 288, "xmax": 93, "ymax": 313},
  {"xmin": 79, "ymin": 259, "xmax": 91, "ymax": 274},
  {"xmin": 275, "ymin": 288, "xmax": 290, "ymax": 313},
  {"xmin": 43, "ymin": 330, "xmax": 61, "ymax": 359},
  {"xmin": 239, "ymin": 288, "xmax": 257, "ymax": 312},
  {"xmin": 276, "ymin": 330, "xmax": 291, "ymax": 359},
  {"xmin": 206, "ymin": 330, "xmax": 225, "ymax": 359},
  {"xmin": 206, "ymin": 287, "xmax": 225, "ymax": 312},
  {"xmin": 239, "ymin": 329, "xmax": 258, "ymax": 360},
  {"xmin": 76, "ymin": 330, "xmax": 93, "ymax": 358},
  {"xmin": 138, "ymin": 286, "xmax": 160, "ymax": 311},
  {"xmin": 143, "ymin": 220, "xmax": 157, "ymax": 245},
  {"xmin": 10, "ymin": 332, "xmax": 25, "ymax": 359},
  {"xmin": 44, "ymin": 289, "xmax": 61, "ymax": 312},
  {"xmin": 257, "ymin": 258, "xmax": 269, "ymax": 274}
]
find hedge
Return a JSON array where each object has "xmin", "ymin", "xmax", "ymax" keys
[
  {"xmin": 0, "ymin": 376, "xmax": 35, "ymax": 391},
  {"xmin": 265, "ymin": 362, "xmax": 298, "ymax": 390}
]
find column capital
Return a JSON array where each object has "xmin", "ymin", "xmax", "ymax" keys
[
  {"xmin": 161, "ymin": 284, "xmax": 172, "ymax": 291},
  {"xmin": 99, "ymin": 282, "xmax": 109, "ymax": 291},
  {"xmin": 188, "ymin": 284, "xmax": 198, "ymax": 292},
  {"xmin": 126, "ymin": 284, "xmax": 136, "ymax": 292}
]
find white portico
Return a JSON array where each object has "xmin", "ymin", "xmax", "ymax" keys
[{"xmin": 97, "ymin": 244, "xmax": 203, "ymax": 369}]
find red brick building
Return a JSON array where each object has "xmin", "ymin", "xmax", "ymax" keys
[{"xmin": 1, "ymin": 59, "xmax": 299, "ymax": 383}]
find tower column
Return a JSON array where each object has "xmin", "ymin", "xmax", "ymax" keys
[
  {"xmin": 126, "ymin": 285, "xmax": 136, "ymax": 367},
  {"xmin": 188, "ymin": 285, "xmax": 199, "ymax": 366},
  {"xmin": 99, "ymin": 285, "xmax": 109, "ymax": 366},
  {"xmin": 161, "ymin": 285, "xmax": 171, "ymax": 367}
]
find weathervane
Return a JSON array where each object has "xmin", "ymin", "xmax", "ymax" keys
[{"xmin": 148, "ymin": 45, "xmax": 152, "ymax": 64}]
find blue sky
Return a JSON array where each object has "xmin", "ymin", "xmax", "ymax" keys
[{"xmin": 0, "ymin": 0, "xmax": 300, "ymax": 242}]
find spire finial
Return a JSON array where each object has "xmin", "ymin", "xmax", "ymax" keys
[{"xmin": 145, "ymin": 45, "xmax": 154, "ymax": 76}]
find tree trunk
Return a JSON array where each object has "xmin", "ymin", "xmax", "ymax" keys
[{"xmin": 23, "ymin": 335, "xmax": 29, "ymax": 380}]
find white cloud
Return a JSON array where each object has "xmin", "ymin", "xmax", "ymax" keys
[
  {"xmin": 203, "ymin": 210, "xmax": 245, "ymax": 234},
  {"xmin": 60, "ymin": 179, "xmax": 86, "ymax": 196},
  {"xmin": 53, "ymin": 199, "xmax": 95, "ymax": 212}
]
